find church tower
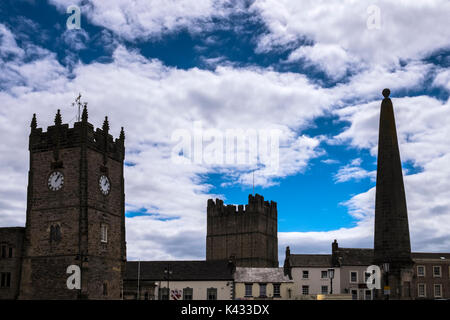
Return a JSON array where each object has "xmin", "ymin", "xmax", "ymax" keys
[
  {"xmin": 373, "ymin": 89, "xmax": 413, "ymax": 299},
  {"xmin": 206, "ymin": 194, "xmax": 278, "ymax": 267},
  {"xmin": 19, "ymin": 104, "xmax": 126, "ymax": 299}
]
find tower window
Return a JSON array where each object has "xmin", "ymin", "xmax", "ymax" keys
[
  {"xmin": 0, "ymin": 272, "xmax": 11, "ymax": 288},
  {"xmin": 101, "ymin": 224, "xmax": 108, "ymax": 243},
  {"xmin": 50, "ymin": 225, "xmax": 61, "ymax": 243},
  {"xmin": 103, "ymin": 282, "xmax": 108, "ymax": 296}
]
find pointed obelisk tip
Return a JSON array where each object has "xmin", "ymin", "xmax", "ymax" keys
[{"xmin": 382, "ymin": 88, "xmax": 390, "ymax": 98}]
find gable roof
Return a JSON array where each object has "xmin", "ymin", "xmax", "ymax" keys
[
  {"xmin": 125, "ymin": 260, "xmax": 234, "ymax": 281},
  {"xmin": 288, "ymin": 254, "xmax": 332, "ymax": 267},
  {"xmin": 234, "ymin": 267, "xmax": 293, "ymax": 283},
  {"xmin": 334, "ymin": 248, "xmax": 374, "ymax": 266},
  {"xmin": 412, "ymin": 252, "xmax": 450, "ymax": 260}
]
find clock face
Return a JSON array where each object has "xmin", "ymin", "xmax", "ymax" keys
[
  {"xmin": 48, "ymin": 171, "xmax": 64, "ymax": 191},
  {"xmin": 99, "ymin": 175, "xmax": 111, "ymax": 195}
]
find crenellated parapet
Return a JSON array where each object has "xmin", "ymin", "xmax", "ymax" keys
[
  {"xmin": 207, "ymin": 193, "xmax": 277, "ymax": 218},
  {"xmin": 29, "ymin": 109, "xmax": 125, "ymax": 162}
]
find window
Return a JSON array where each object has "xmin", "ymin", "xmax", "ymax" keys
[
  {"xmin": 364, "ymin": 272, "xmax": 371, "ymax": 282},
  {"xmin": 0, "ymin": 272, "xmax": 11, "ymax": 288},
  {"xmin": 417, "ymin": 266, "xmax": 425, "ymax": 277},
  {"xmin": 245, "ymin": 283, "xmax": 253, "ymax": 297},
  {"xmin": 160, "ymin": 287, "xmax": 169, "ymax": 300},
  {"xmin": 321, "ymin": 285, "xmax": 328, "ymax": 294},
  {"xmin": 302, "ymin": 270, "xmax": 309, "ymax": 279},
  {"xmin": 321, "ymin": 270, "xmax": 328, "ymax": 279},
  {"xmin": 101, "ymin": 224, "xmax": 108, "ymax": 243},
  {"xmin": 350, "ymin": 271, "xmax": 358, "ymax": 283},
  {"xmin": 50, "ymin": 225, "xmax": 61, "ymax": 243},
  {"xmin": 434, "ymin": 284, "xmax": 442, "ymax": 298},
  {"xmin": 144, "ymin": 292, "xmax": 149, "ymax": 300},
  {"xmin": 273, "ymin": 283, "xmax": 281, "ymax": 297},
  {"xmin": 8, "ymin": 247, "xmax": 12, "ymax": 258},
  {"xmin": 365, "ymin": 290, "xmax": 372, "ymax": 300},
  {"xmin": 183, "ymin": 287, "xmax": 193, "ymax": 300},
  {"xmin": 259, "ymin": 283, "xmax": 267, "ymax": 298},
  {"xmin": 433, "ymin": 266, "xmax": 441, "ymax": 277},
  {"xmin": 1, "ymin": 245, "xmax": 6, "ymax": 258},
  {"xmin": 351, "ymin": 289, "xmax": 358, "ymax": 300},
  {"xmin": 302, "ymin": 285, "xmax": 309, "ymax": 295},
  {"xmin": 418, "ymin": 284, "xmax": 426, "ymax": 297},
  {"xmin": 103, "ymin": 282, "xmax": 108, "ymax": 296},
  {"xmin": 207, "ymin": 288, "xmax": 217, "ymax": 300}
]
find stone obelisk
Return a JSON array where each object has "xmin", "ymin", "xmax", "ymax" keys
[{"xmin": 373, "ymin": 89, "xmax": 413, "ymax": 299}]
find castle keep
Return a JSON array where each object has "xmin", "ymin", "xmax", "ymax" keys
[{"xmin": 206, "ymin": 194, "xmax": 278, "ymax": 268}]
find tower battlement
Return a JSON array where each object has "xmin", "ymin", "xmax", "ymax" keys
[
  {"xmin": 206, "ymin": 194, "xmax": 278, "ymax": 268},
  {"xmin": 29, "ymin": 110, "xmax": 125, "ymax": 162},
  {"xmin": 207, "ymin": 194, "xmax": 277, "ymax": 218}
]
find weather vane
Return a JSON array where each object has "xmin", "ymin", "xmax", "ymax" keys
[{"xmin": 71, "ymin": 93, "xmax": 87, "ymax": 122}]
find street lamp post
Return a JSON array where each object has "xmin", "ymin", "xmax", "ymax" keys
[
  {"xmin": 164, "ymin": 264, "xmax": 173, "ymax": 300},
  {"xmin": 328, "ymin": 268, "xmax": 335, "ymax": 295}
]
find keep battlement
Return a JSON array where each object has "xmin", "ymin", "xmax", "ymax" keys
[
  {"xmin": 29, "ymin": 109, "xmax": 124, "ymax": 162},
  {"xmin": 207, "ymin": 193, "xmax": 277, "ymax": 218}
]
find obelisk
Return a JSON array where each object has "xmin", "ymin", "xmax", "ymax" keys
[{"xmin": 373, "ymin": 89, "xmax": 413, "ymax": 299}]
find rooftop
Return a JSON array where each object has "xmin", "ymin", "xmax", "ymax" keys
[{"xmin": 125, "ymin": 260, "xmax": 234, "ymax": 281}]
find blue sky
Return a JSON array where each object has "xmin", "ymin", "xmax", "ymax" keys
[{"xmin": 1, "ymin": 0, "xmax": 450, "ymax": 262}]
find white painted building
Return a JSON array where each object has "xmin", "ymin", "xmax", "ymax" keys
[
  {"xmin": 124, "ymin": 260, "xmax": 234, "ymax": 300},
  {"xmin": 283, "ymin": 247, "xmax": 340, "ymax": 299}
]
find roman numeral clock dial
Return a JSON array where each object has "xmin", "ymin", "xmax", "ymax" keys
[
  {"xmin": 99, "ymin": 175, "xmax": 111, "ymax": 195},
  {"xmin": 48, "ymin": 171, "xmax": 64, "ymax": 191}
]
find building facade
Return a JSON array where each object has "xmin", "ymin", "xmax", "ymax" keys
[
  {"xmin": 0, "ymin": 228, "xmax": 24, "ymax": 300},
  {"xmin": 206, "ymin": 194, "xmax": 278, "ymax": 268}
]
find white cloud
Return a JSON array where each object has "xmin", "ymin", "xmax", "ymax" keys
[
  {"xmin": 251, "ymin": 0, "xmax": 450, "ymax": 77},
  {"xmin": 334, "ymin": 158, "xmax": 376, "ymax": 183},
  {"xmin": 49, "ymin": 0, "xmax": 246, "ymax": 40}
]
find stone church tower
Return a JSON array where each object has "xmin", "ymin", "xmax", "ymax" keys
[
  {"xmin": 206, "ymin": 194, "xmax": 278, "ymax": 267},
  {"xmin": 18, "ymin": 106, "xmax": 126, "ymax": 299},
  {"xmin": 373, "ymin": 89, "xmax": 413, "ymax": 299}
]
